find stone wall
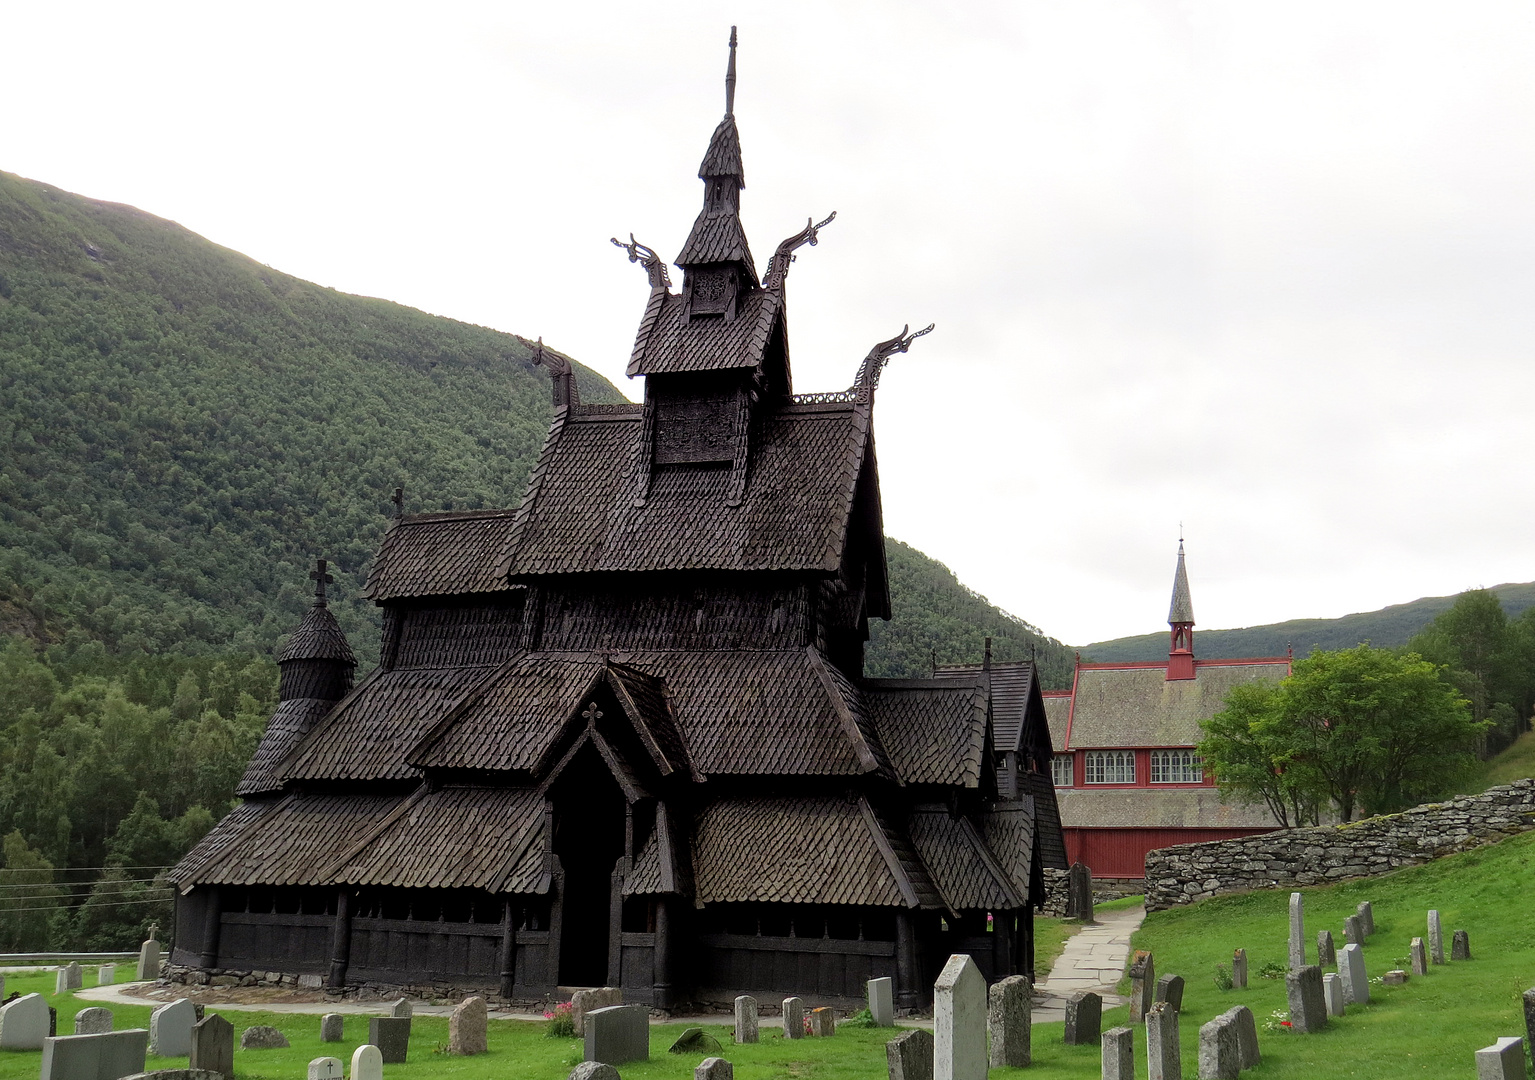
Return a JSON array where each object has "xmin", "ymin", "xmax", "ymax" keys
[
  {"xmin": 1143, "ymin": 779, "xmax": 1535, "ymax": 911},
  {"xmin": 1038, "ymin": 868, "xmax": 1143, "ymax": 916}
]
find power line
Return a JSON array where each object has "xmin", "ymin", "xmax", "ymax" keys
[
  {"xmin": 0, "ymin": 865, "xmax": 174, "ymax": 874},
  {"xmin": 1, "ymin": 896, "xmax": 172, "ymax": 914},
  {"xmin": 0, "ymin": 877, "xmax": 170, "ymax": 893}
]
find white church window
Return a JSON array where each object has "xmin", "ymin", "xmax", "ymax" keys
[
  {"xmin": 1051, "ymin": 754, "xmax": 1074, "ymax": 787},
  {"xmin": 1150, "ymin": 749, "xmax": 1205, "ymax": 784},
  {"xmin": 1084, "ymin": 750, "xmax": 1135, "ymax": 784}
]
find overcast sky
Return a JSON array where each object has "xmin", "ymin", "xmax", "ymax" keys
[{"xmin": 9, "ymin": 1, "xmax": 1534, "ymax": 645}]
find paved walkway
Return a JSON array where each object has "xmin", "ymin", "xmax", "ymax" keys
[{"xmin": 1034, "ymin": 904, "xmax": 1145, "ymax": 1022}]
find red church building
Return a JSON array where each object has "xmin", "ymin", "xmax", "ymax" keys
[{"xmin": 1047, "ymin": 544, "xmax": 1290, "ymax": 880}]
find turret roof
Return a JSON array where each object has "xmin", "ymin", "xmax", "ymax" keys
[{"xmin": 1168, "ymin": 541, "xmax": 1195, "ymax": 626}]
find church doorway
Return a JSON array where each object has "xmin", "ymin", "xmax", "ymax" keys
[{"xmin": 550, "ymin": 742, "xmax": 627, "ymax": 987}]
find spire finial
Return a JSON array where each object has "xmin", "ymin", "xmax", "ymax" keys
[
  {"xmin": 310, "ymin": 558, "xmax": 334, "ymax": 608},
  {"xmin": 725, "ymin": 26, "xmax": 738, "ymax": 118}
]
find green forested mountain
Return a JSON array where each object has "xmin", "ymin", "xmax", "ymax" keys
[{"xmin": 1081, "ymin": 582, "xmax": 1535, "ymax": 662}]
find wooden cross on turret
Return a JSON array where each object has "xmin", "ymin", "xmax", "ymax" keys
[
  {"xmin": 582, "ymin": 701, "xmax": 603, "ymax": 728},
  {"xmin": 310, "ymin": 559, "xmax": 334, "ymax": 607}
]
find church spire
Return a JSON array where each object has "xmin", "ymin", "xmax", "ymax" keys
[
  {"xmin": 725, "ymin": 25, "xmax": 737, "ymax": 117},
  {"xmin": 1167, "ymin": 539, "xmax": 1195, "ymax": 680}
]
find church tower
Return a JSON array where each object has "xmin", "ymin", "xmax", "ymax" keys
[{"xmin": 1167, "ymin": 540, "xmax": 1195, "ymax": 680}]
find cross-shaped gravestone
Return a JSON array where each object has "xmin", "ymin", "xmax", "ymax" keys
[
  {"xmin": 147, "ymin": 923, "xmax": 158, "ymax": 941},
  {"xmin": 583, "ymin": 702, "xmax": 603, "ymax": 726},
  {"xmin": 310, "ymin": 560, "xmax": 334, "ymax": 606}
]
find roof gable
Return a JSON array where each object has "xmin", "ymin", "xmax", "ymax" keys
[
  {"xmin": 863, "ymin": 678, "xmax": 989, "ymax": 787},
  {"xmin": 1066, "ymin": 660, "xmax": 1290, "ymax": 748},
  {"xmin": 364, "ymin": 510, "xmax": 521, "ymax": 601}
]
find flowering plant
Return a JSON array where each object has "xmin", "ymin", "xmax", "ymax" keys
[
  {"xmin": 544, "ymin": 1001, "xmax": 575, "ymax": 1039},
  {"xmin": 1261, "ymin": 1009, "xmax": 1291, "ymax": 1033}
]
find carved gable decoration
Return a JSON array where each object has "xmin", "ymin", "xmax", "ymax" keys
[{"xmin": 654, "ymin": 391, "xmax": 736, "ymax": 464}]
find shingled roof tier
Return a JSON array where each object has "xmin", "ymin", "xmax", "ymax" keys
[
  {"xmin": 1056, "ymin": 786, "xmax": 1281, "ymax": 830},
  {"xmin": 1065, "ymin": 661, "xmax": 1290, "ymax": 748},
  {"xmin": 1043, "ymin": 693, "xmax": 1071, "ymax": 752},
  {"xmin": 980, "ymin": 800, "xmax": 1041, "ymax": 889},
  {"xmin": 364, "ymin": 510, "xmax": 522, "ymax": 600},
  {"xmin": 863, "ymin": 678, "xmax": 989, "ymax": 787},
  {"xmin": 933, "ymin": 663, "xmax": 1038, "ymax": 754},
  {"xmin": 277, "ymin": 604, "xmax": 356, "ymax": 663},
  {"xmin": 906, "ymin": 806, "xmax": 1026, "ymax": 912},
  {"xmin": 1018, "ymin": 772, "xmax": 1068, "ymax": 870},
  {"xmin": 236, "ymin": 697, "xmax": 334, "ymax": 796},
  {"xmin": 627, "ymin": 288, "xmax": 780, "ymax": 377}
]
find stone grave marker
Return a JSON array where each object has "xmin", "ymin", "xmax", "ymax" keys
[
  {"xmin": 1357, "ymin": 901, "xmax": 1374, "ymax": 936},
  {"xmin": 1197, "ymin": 1011, "xmax": 1239, "ymax": 1080},
  {"xmin": 697, "ymin": 1056, "xmax": 733, "ymax": 1080},
  {"xmin": 0, "ymin": 973, "xmax": 4, "ymax": 998},
  {"xmin": 1155, "ymin": 974, "xmax": 1185, "ymax": 1012},
  {"xmin": 1383, "ymin": 970, "xmax": 1409, "ymax": 985},
  {"xmin": 1128, "ymin": 951, "xmax": 1156, "ymax": 1022},
  {"xmin": 1219, "ymin": 1006, "xmax": 1259, "ymax": 1070},
  {"xmin": 934, "ymin": 953, "xmax": 985, "ymax": 1080},
  {"xmin": 240, "ymin": 1025, "xmax": 290, "ymax": 1048},
  {"xmin": 1454, "ymin": 930, "xmax": 1472, "ymax": 961},
  {"xmin": 1524, "ymin": 988, "xmax": 1535, "ymax": 1061},
  {"xmin": 74, "ymin": 1007, "xmax": 114, "ymax": 1035},
  {"xmin": 810, "ymin": 1007, "xmax": 835, "ymax": 1036},
  {"xmin": 1288, "ymin": 892, "xmax": 1306, "ymax": 969},
  {"xmin": 1317, "ymin": 930, "xmax": 1336, "ymax": 967},
  {"xmin": 97, "ymin": 965, "xmax": 114, "ymax": 986},
  {"xmin": 1285, "ymin": 965, "xmax": 1326, "ymax": 1033},
  {"xmin": 1063, "ymin": 991, "xmax": 1102, "ymax": 1045},
  {"xmin": 1322, "ymin": 973, "xmax": 1345, "ymax": 1016},
  {"xmin": 450, "ymin": 995, "xmax": 487, "ymax": 1056},
  {"xmin": 136, "ymin": 933, "xmax": 161, "ymax": 982},
  {"xmin": 571, "ymin": 988, "xmax": 620, "ymax": 1037},
  {"xmin": 886, "ymin": 1028, "xmax": 933, "ymax": 1080},
  {"xmin": 56, "ymin": 962, "xmax": 83, "ymax": 994},
  {"xmin": 585, "ymin": 1004, "xmax": 649, "ymax": 1066},
  {"xmin": 668, "ymin": 1028, "xmax": 721, "ymax": 1055},
  {"xmin": 1231, "ymin": 948, "xmax": 1247, "ymax": 990},
  {"xmin": 352, "ymin": 1043, "xmax": 384, "ymax": 1080},
  {"xmin": 0, "ymin": 993, "xmax": 49, "ymax": 1049},
  {"xmin": 308, "ymin": 1056, "xmax": 344, "ymax": 1080},
  {"xmin": 1411, "ymin": 937, "xmax": 1429, "ymax": 976},
  {"xmin": 1474, "ymin": 1036, "xmax": 1526, "ymax": 1080},
  {"xmin": 369, "ymin": 1016, "xmax": 410, "ymax": 1063},
  {"xmin": 570, "ymin": 1065, "xmax": 620, "ymax": 1080},
  {"xmin": 390, "ymin": 998, "xmax": 413, "ymax": 1019},
  {"xmin": 1343, "ymin": 914, "xmax": 1364, "ymax": 946},
  {"xmin": 320, "ymin": 1013, "xmax": 344, "ymax": 1042},
  {"xmin": 1067, "ymin": 861, "xmax": 1095, "ymax": 923},
  {"xmin": 1339, "ymin": 942, "xmax": 1369, "ymax": 1004},
  {"xmin": 781, "ymin": 997, "xmax": 804, "ymax": 1039},
  {"xmin": 1102, "ymin": 1026, "xmax": 1134, "ymax": 1080},
  {"xmin": 1428, "ymin": 909, "xmax": 1445, "ymax": 964},
  {"xmin": 39, "ymin": 1028, "xmax": 148, "ymax": 1080},
  {"xmin": 988, "ymin": 974, "xmax": 1030, "ymax": 1068},
  {"xmin": 1146, "ymin": 1001, "xmax": 1180, "ymax": 1080},
  {"xmin": 734, "ymin": 996, "xmax": 758, "ymax": 1043},
  {"xmin": 868, "ymin": 977, "xmax": 894, "ymax": 1026},
  {"xmin": 190, "ymin": 1013, "xmax": 234, "ymax": 1079},
  {"xmin": 149, "ymin": 998, "xmax": 196, "ymax": 1056}
]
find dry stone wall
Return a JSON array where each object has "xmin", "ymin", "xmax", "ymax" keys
[{"xmin": 1144, "ymin": 780, "xmax": 1535, "ymax": 911}]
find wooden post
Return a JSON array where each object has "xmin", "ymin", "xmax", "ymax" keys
[
  {"xmin": 895, "ymin": 909, "xmax": 918, "ymax": 1010},
  {"xmin": 607, "ymin": 863, "xmax": 625, "ymax": 988},
  {"xmin": 498, "ymin": 897, "xmax": 517, "ymax": 999},
  {"xmin": 993, "ymin": 910, "xmax": 1014, "ymax": 976},
  {"xmin": 546, "ymin": 864, "xmax": 565, "ymax": 985},
  {"xmin": 327, "ymin": 888, "xmax": 352, "ymax": 989},
  {"xmin": 653, "ymin": 896, "xmax": 674, "ymax": 1010},
  {"xmin": 199, "ymin": 886, "xmax": 221, "ymax": 969}
]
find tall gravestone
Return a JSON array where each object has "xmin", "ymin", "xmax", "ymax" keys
[
  {"xmin": 1339, "ymin": 943, "xmax": 1369, "ymax": 1004},
  {"xmin": 352, "ymin": 1043, "xmax": 384, "ymax": 1080},
  {"xmin": 886, "ymin": 1028, "xmax": 933, "ymax": 1080},
  {"xmin": 1428, "ymin": 910, "xmax": 1445, "ymax": 965},
  {"xmin": 1356, "ymin": 901, "xmax": 1374, "ymax": 936},
  {"xmin": 1411, "ymin": 937, "xmax": 1429, "ymax": 976},
  {"xmin": 369, "ymin": 1016, "xmax": 410, "ymax": 1064},
  {"xmin": 1288, "ymin": 892, "xmax": 1306, "ymax": 970},
  {"xmin": 74, "ymin": 1008, "xmax": 113, "ymax": 1035},
  {"xmin": 1064, "ymin": 991, "xmax": 1102, "ymax": 1045},
  {"xmin": 1155, "ymin": 974, "xmax": 1185, "ymax": 1012},
  {"xmin": 1146, "ymin": 1001, "xmax": 1181, "ymax": 1080},
  {"xmin": 1322, "ymin": 973, "xmax": 1345, "ymax": 1016},
  {"xmin": 1102, "ymin": 1026, "xmax": 1134, "ymax": 1080},
  {"xmin": 449, "ymin": 995, "xmax": 488, "ymax": 1056},
  {"xmin": 988, "ymin": 975, "xmax": 1030, "ymax": 1068},
  {"xmin": 136, "ymin": 932, "xmax": 161, "ymax": 982},
  {"xmin": 190, "ymin": 1013, "xmax": 235, "ymax": 1079},
  {"xmin": 1474, "ymin": 1037, "xmax": 1526, "ymax": 1080},
  {"xmin": 571, "ymin": 988, "xmax": 620, "ymax": 1037},
  {"xmin": 1128, "ymin": 951, "xmax": 1156, "ymax": 1022},
  {"xmin": 56, "ymin": 962, "xmax": 83, "ymax": 994},
  {"xmin": 1197, "ymin": 1012, "xmax": 1239, "ymax": 1080},
  {"xmin": 734, "ymin": 996, "xmax": 759, "ymax": 1044},
  {"xmin": 148, "ymin": 998, "xmax": 196, "ymax": 1057},
  {"xmin": 0, "ymin": 993, "xmax": 50, "ymax": 1049},
  {"xmin": 1316, "ymin": 930, "xmax": 1336, "ymax": 967},
  {"xmin": 782, "ymin": 997, "xmax": 804, "ymax": 1039},
  {"xmin": 868, "ymin": 977, "xmax": 894, "ymax": 1026},
  {"xmin": 934, "ymin": 954, "xmax": 986, "ymax": 1080},
  {"xmin": 585, "ymin": 1004, "xmax": 649, "ymax": 1066},
  {"xmin": 1343, "ymin": 914, "xmax": 1363, "ymax": 946},
  {"xmin": 1453, "ymin": 930, "xmax": 1472, "ymax": 961},
  {"xmin": 1219, "ymin": 1006, "xmax": 1260, "ymax": 1070},
  {"xmin": 1067, "ymin": 862, "xmax": 1095, "ymax": 923},
  {"xmin": 1231, "ymin": 949, "xmax": 1247, "ymax": 990},
  {"xmin": 1285, "ymin": 966, "xmax": 1327, "ymax": 1033}
]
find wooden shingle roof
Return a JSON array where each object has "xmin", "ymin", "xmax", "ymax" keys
[
  {"xmin": 1018, "ymin": 772, "xmax": 1068, "ymax": 870},
  {"xmin": 174, "ymin": 793, "xmax": 405, "ymax": 887},
  {"xmin": 1057, "ymin": 786, "xmax": 1281, "ymax": 830},
  {"xmin": 276, "ymin": 605, "xmax": 355, "ymax": 664},
  {"xmin": 236, "ymin": 697, "xmax": 332, "ymax": 796},
  {"xmin": 169, "ymin": 799, "xmax": 276, "ymax": 889},
  {"xmin": 364, "ymin": 510, "xmax": 521, "ymax": 601},
  {"xmin": 980, "ymin": 800, "xmax": 1040, "ymax": 891},
  {"xmin": 863, "ymin": 678, "xmax": 989, "ymax": 787},
  {"xmin": 934, "ymin": 662, "xmax": 1040, "ymax": 754},
  {"xmin": 1066, "ymin": 661, "xmax": 1289, "ymax": 749},
  {"xmin": 907, "ymin": 806, "xmax": 1025, "ymax": 912},
  {"xmin": 627, "ymin": 288, "xmax": 780, "ymax": 377}
]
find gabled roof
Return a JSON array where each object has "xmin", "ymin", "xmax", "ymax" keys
[
  {"xmin": 624, "ymin": 801, "xmax": 692, "ymax": 898},
  {"xmin": 1057, "ymin": 786, "xmax": 1281, "ymax": 829},
  {"xmin": 169, "ymin": 798, "xmax": 276, "ymax": 889},
  {"xmin": 907, "ymin": 805, "xmax": 1026, "ymax": 911},
  {"xmin": 364, "ymin": 510, "xmax": 521, "ymax": 601},
  {"xmin": 627, "ymin": 288, "xmax": 780, "ymax": 377},
  {"xmin": 501, "ymin": 402, "xmax": 875, "ymax": 577},
  {"xmin": 932, "ymin": 661, "xmax": 1048, "ymax": 756},
  {"xmin": 1065, "ymin": 660, "xmax": 1289, "ymax": 749},
  {"xmin": 276, "ymin": 604, "xmax": 355, "ymax": 664},
  {"xmin": 1043, "ymin": 693, "xmax": 1071, "ymax": 752},
  {"xmin": 862, "ymin": 677, "xmax": 989, "ymax": 787},
  {"xmin": 981, "ymin": 800, "xmax": 1041, "ymax": 891},
  {"xmin": 677, "ymin": 210, "xmax": 756, "ymax": 274},
  {"xmin": 1018, "ymin": 772, "xmax": 1068, "ymax": 870},
  {"xmin": 236, "ymin": 697, "xmax": 332, "ymax": 796}
]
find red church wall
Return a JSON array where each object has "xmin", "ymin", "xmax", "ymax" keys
[{"xmin": 1064, "ymin": 826, "xmax": 1279, "ymax": 880}]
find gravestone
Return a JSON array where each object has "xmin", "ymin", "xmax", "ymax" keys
[
  {"xmin": 697, "ymin": 1057, "xmax": 733, "ymax": 1080},
  {"xmin": 57, "ymin": 962, "xmax": 83, "ymax": 994},
  {"xmin": 390, "ymin": 998, "xmax": 413, "ymax": 1019},
  {"xmin": 0, "ymin": 993, "xmax": 50, "ymax": 1049},
  {"xmin": 571, "ymin": 988, "xmax": 620, "ymax": 1037},
  {"xmin": 1411, "ymin": 937, "xmax": 1428, "ymax": 976},
  {"xmin": 1339, "ymin": 942, "xmax": 1370, "ymax": 1004},
  {"xmin": 149, "ymin": 999, "xmax": 196, "ymax": 1056},
  {"xmin": 668, "ymin": 1028, "xmax": 721, "ymax": 1054},
  {"xmin": 1288, "ymin": 892, "xmax": 1305, "ymax": 970},
  {"xmin": 734, "ymin": 996, "xmax": 758, "ymax": 1043},
  {"xmin": 1128, "ymin": 951, "xmax": 1156, "ymax": 1022},
  {"xmin": 1218, "ymin": 1006, "xmax": 1259, "ymax": 1070},
  {"xmin": 934, "ymin": 954, "xmax": 986, "ymax": 1080},
  {"xmin": 369, "ymin": 1016, "xmax": 410, "ymax": 1064},
  {"xmin": 1322, "ymin": 973, "xmax": 1345, "ymax": 1016},
  {"xmin": 1317, "ymin": 930, "xmax": 1336, "ymax": 967},
  {"xmin": 308, "ymin": 1057, "xmax": 344, "ymax": 1080},
  {"xmin": 240, "ymin": 1025, "xmax": 290, "ymax": 1049},
  {"xmin": 1523, "ymin": 989, "xmax": 1535, "ymax": 1064},
  {"xmin": 190, "ymin": 1014, "xmax": 234, "ymax": 1079},
  {"xmin": 782, "ymin": 997, "xmax": 804, "ymax": 1039},
  {"xmin": 75, "ymin": 1007, "xmax": 114, "ymax": 1035},
  {"xmin": 49, "ymin": 1005, "xmax": 57, "ymax": 1037},
  {"xmin": 351, "ymin": 1043, "xmax": 383, "ymax": 1080},
  {"xmin": 1146, "ymin": 1001, "xmax": 1180, "ymax": 1080},
  {"xmin": 886, "ymin": 1028, "xmax": 933, "ymax": 1080},
  {"xmin": 98, "ymin": 965, "xmax": 115, "ymax": 986},
  {"xmin": 1196, "ymin": 1012, "xmax": 1239, "ymax": 1080},
  {"xmin": 1067, "ymin": 861, "xmax": 1096, "ymax": 923},
  {"xmin": 1155, "ymin": 974, "xmax": 1185, "ymax": 1012},
  {"xmin": 585, "ymin": 1004, "xmax": 648, "ymax": 1066},
  {"xmin": 1102, "ymin": 1026, "xmax": 1134, "ymax": 1080},
  {"xmin": 1474, "ymin": 1037, "xmax": 1526, "ymax": 1080},
  {"xmin": 1383, "ymin": 970, "xmax": 1409, "ymax": 985},
  {"xmin": 1343, "ymin": 914, "xmax": 1364, "ymax": 946},
  {"xmin": 1064, "ymin": 991, "xmax": 1102, "ymax": 1045},
  {"xmin": 449, "ymin": 995, "xmax": 487, "ymax": 1056},
  {"xmin": 1428, "ymin": 909, "xmax": 1445, "ymax": 965},
  {"xmin": 810, "ymin": 1007, "xmax": 835, "ymax": 1036},
  {"xmin": 1231, "ymin": 949, "xmax": 1247, "ymax": 990},
  {"xmin": 570, "ymin": 1065, "xmax": 620, "ymax": 1080},
  {"xmin": 868, "ymin": 977, "xmax": 894, "ymax": 1026},
  {"xmin": 988, "ymin": 975, "xmax": 1030, "ymax": 1068},
  {"xmin": 39, "ymin": 1029, "xmax": 148, "ymax": 1080},
  {"xmin": 320, "ymin": 1014, "xmax": 344, "ymax": 1042},
  {"xmin": 1454, "ymin": 930, "xmax": 1472, "ymax": 961},
  {"xmin": 136, "ymin": 934, "xmax": 161, "ymax": 982},
  {"xmin": 1357, "ymin": 901, "xmax": 1375, "ymax": 936},
  {"xmin": 1285, "ymin": 965, "xmax": 1326, "ymax": 1033}
]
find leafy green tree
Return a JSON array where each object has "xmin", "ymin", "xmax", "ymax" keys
[
  {"xmin": 1409, "ymin": 589, "xmax": 1534, "ymax": 752},
  {"xmin": 0, "ymin": 830, "xmax": 60, "ymax": 950},
  {"xmin": 1199, "ymin": 682, "xmax": 1321, "ymax": 827}
]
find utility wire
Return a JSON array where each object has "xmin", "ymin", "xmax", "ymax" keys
[
  {"xmin": 0, "ymin": 878, "xmax": 170, "ymax": 892},
  {"xmin": 0, "ymin": 865, "xmax": 175, "ymax": 874},
  {"xmin": 1, "ymin": 896, "xmax": 172, "ymax": 914}
]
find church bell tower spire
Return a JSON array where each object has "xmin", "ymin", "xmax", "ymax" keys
[{"xmin": 1167, "ymin": 538, "xmax": 1195, "ymax": 680}]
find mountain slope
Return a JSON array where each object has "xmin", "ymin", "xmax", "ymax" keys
[{"xmin": 1081, "ymin": 581, "xmax": 1535, "ymax": 662}]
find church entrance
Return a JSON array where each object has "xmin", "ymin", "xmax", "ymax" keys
[{"xmin": 551, "ymin": 742, "xmax": 627, "ymax": 987}]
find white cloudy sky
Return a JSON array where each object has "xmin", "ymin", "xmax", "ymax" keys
[{"xmin": 9, "ymin": 1, "xmax": 1534, "ymax": 645}]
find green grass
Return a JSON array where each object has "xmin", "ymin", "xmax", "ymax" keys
[
  {"xmin": 1034, "ymin": 916, "xmax": 1080, "ymax": 976},
  {"xmin": 1475, "ymin": 730, "xmax": 1535, "ymax": 790}
]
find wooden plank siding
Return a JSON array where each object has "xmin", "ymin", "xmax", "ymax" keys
[{"xmin": 1065, "ymin": 827, "xmax": 1277, "ymax": 879}]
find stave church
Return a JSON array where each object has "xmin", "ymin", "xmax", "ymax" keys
[{"xmin": 169, "ymin": 30, "xmax": 1065, "ymax": 1010}]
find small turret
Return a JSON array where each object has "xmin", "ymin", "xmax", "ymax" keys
[
  {"xmin": 277, "ymin": 559, "xmax": 356, "ymax": 702},
  {"xmin": 1167, "ymin": 540, "xmax": 1195, "ymax": 680}
]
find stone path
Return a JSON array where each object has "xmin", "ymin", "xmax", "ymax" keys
[{"xmin": 1034, "ymin": 904, "xmax": 1145, "ymax": 1022}]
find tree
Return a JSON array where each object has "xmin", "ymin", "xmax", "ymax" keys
[
  {"xmin": 1408, "ymin": 589, "xmax": 1533, "ymax": 753},
  {"xmin": 1199, "ymin": 683, "xmax": 1321, "ymax": 827},
  {"xmin": 0, "ymin": 830, "xmax": 61, "ymax": 951}
]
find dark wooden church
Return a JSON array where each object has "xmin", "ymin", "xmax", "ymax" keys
[{"xmin": 169, "ymin": 31, "xmax": 1065, "ymax": 1010}]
